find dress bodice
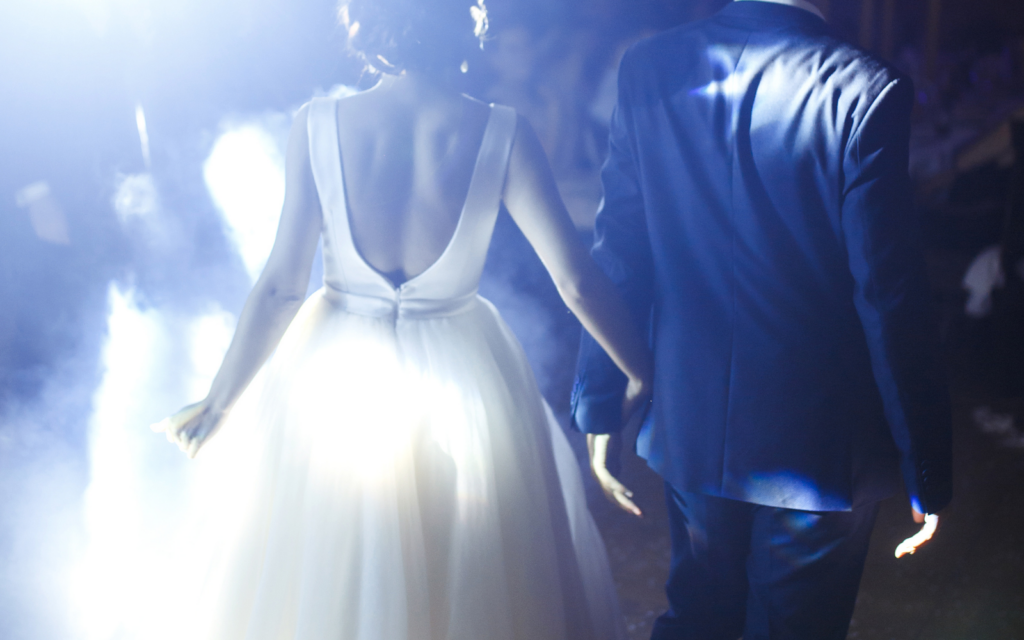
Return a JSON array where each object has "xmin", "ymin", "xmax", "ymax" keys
[{"xmin": 307, "ymin": 96, "xmax": 517, "ymax": 321}]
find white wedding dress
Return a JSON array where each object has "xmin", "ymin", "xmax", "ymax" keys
[{"xmin": 171, "ymin": 97, "xmax": 627, "ymax": 640}]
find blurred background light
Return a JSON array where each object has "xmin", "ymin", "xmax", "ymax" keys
[
  {"xmin": 135, "ymin": 103, "xmax": 151, "ymax": 168},
  {"xmin": 111, "ymin": 173, "xmax": 158, "ymax": 221},
  {"xmin": 15, "ymin": 181, "xmax": 71, "ymax": 245},
  {"xmin": 203, "ymin": 117, "xmax": 288, "ymax": 283},
  {"xmin": 71, "ymin": 284, "xmax": 234, "ymax": 640}
]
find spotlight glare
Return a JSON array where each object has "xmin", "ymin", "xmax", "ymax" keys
[{"xmin": 203, "ymin": 122, "xmax": 286, "ymax": 283}]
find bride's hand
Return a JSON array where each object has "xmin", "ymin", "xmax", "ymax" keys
[{"xmin": 151, "ymin": 400, "xmax": 227, "ymax": 459}]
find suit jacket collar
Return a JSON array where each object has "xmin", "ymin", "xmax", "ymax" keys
[{"xmin": 716, "ymin": 1, "xmax": 829, "ymax": 34}]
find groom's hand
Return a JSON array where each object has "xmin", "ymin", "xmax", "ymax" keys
[
  {"xmin": 587, "ymin": 433, "xmax": 643, "ymax": 517},
  {"xmin": 895, "ymin": 506, "xmax": 939, "ymax": 558}
]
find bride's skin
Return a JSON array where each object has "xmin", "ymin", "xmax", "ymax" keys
[{"xmin": 154, "ymin": 72, "xmax": 654, "ymax": 502}]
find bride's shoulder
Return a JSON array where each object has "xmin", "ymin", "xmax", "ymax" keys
[
  {"xmin": 457, "ymin": 94, "xmax": 499, "ymax": 120},
  {"xmin": 463, "ymin": 96, "xmax": 521, "ymax": 140},
  {"xmin": 465, "ymin": 95, "xmax": 517, "ymax": 117},
  {"xmin": 288, "ymin": 99, "xmax": 332, "ymax": 138}
]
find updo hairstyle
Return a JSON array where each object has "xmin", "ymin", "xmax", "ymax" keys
[{"xmin": 339, "ymin": 0, "xmax": 489, "ymax": 78}]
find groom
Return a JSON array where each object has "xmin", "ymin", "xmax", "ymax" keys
[{"xmin": 572, "ymin": 0, "xmax": 953, "ymax": 638}]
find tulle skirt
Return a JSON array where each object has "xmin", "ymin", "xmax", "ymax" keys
[{"xmin": 166, "ymin": 289, "xmax": 626, "ymax": 640}]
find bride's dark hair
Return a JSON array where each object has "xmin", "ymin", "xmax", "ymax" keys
[{"xmin": 339, "ymin": 0, "xmax": 489, "ymax": 78}]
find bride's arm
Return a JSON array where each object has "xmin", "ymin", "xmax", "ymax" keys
[
  {"xmin": 502, "ymin": 115, "xmax": 653, "ymax": 407},
  {"xmin": 153, "ymin": 105, "xmax": 322, "ymax": 457}
]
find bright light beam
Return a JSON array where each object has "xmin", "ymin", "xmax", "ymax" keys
[
  {"xmin": 135, "ymin": 103, "xmax": 151, "ymax": 169},
  {"xmin": 203, "ymin": 120, "xmax": 287, "ymax": 283},
  {"xmin": 72, "ymin": 284, "xmax": 235, "ymax": 640}
]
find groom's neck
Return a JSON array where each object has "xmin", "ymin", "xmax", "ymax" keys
[{"xmin": 734, "ymin": 0, "xmax": 826, "ymax": 21}]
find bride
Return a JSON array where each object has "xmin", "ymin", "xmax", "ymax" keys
[{"xmin": 154, "ymin": 1, "xmax": 652, "ymax": 638}]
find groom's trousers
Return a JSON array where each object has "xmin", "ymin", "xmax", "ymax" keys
[{"xmin": 650, "ymin": 483, "xmax": 880, "ymax": 640}]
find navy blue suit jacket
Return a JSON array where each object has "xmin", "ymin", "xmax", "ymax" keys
[{"xmin": 572, "ymin": 1, "xmax": 952, "ymax": 514}]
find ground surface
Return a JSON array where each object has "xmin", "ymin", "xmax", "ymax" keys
[{"xmin": 582, "ymin": 390, "xmax": 1024, "ymax": 640}]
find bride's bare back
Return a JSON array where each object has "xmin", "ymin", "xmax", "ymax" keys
[{"xmin": 335, "ymin": 76, "xmax": 492, "ymax": 284}]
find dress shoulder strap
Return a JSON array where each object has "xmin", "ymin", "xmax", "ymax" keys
[
  {"xmin": 305, "ymin": 96, "xmax": 350, "ymax": 292},
  {"xmin": 306, "ymin": 97, "xmax": 343, "ymax": 218},
  {"xmin": 462, "ymin": 104, "xmax": 517, "ymax": 218}
]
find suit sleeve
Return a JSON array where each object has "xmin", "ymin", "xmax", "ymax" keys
[
  {"xmin": 841, "ymin": 77, "xmax": 953, "ymax": 514},
  {"xmin": 571, "ymin": 51, "xmax": 655, "ymax": 435}
]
